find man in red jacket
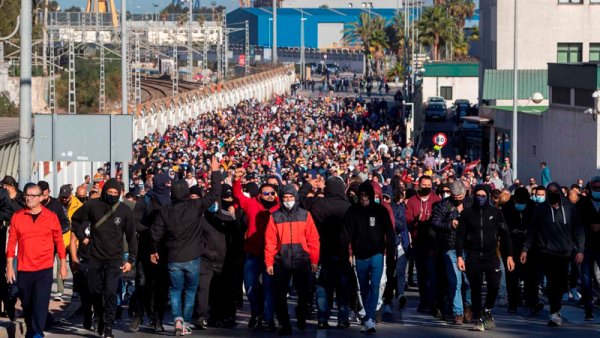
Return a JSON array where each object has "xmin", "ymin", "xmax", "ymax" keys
[
  {"xmin": 405, "ymin": 175, "xmax": 442, "ymax": 317},
  {"xmin": 233, "ymin": 168, "xmax": 280, "ymax": 330},
  {"xmin": 6, "ymin": 183, "xmax": 67, "ymax": 338},
  {"xmin": 265, "ymin": 185, "xmax": 320, "ymax": 335}
]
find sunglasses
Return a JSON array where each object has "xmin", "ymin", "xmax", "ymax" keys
[{"xmin": 262, "ymin": 191, "xmax": 276, "ymax": 196}]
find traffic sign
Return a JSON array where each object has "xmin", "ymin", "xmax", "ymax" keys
[{"xmin": 433, "ymin": 132, "xmax": 448, "ymax": 147}]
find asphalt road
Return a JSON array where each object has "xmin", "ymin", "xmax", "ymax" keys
[{"xmin": 47, "ymin": 288, "xmax": 600, "ymax": 338}]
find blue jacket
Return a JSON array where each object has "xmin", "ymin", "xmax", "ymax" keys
[
  {"xmin": 541, "ymin": 167, "xmax": 552, "ymax": 187},
  {"xmin": 391, "ymin": 202, "xmax": 410, "ymax": 252}
]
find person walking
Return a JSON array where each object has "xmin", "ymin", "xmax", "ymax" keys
[
  {"xmin": 343, "ymin": 182, "xmax": 395, "ymax": 333},
  {"xmin": 521, "ymin": 182, "xmax": 584, "ymax": 327},
  {"xmin": 6, "ymin": 183, "xmax": 67, "ymax": 338},
  {"xmin": 265, "ymin": 185, "xmax": 320, "ymax": 335},
  {"xmin": 456, "ymin": 185, "xmax": 514, "ymax": 332},
  {"xmin": 540, "ymin": 162, "xmax": 552, "ymax": 187},
  {"xmin": 71, "ymin": 179, "xmax": 138, "ymax": 338},
  {"xmin": 151, "ymin": 158, "xmax": 221, "ymax": 336}
]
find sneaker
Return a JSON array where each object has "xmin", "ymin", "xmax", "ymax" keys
[
  {"xmin": 570, "ymin": 288, "xmax": 581, "ymax": 302},
  {"xmin": 248, "ymin": 314, "xmax": 261, "ymax": 329},
  {"xmin": 103, "ymin": 327, "xmax": 115, "ymax": 338},
  {"xmin": 398, "ymin": 296, "xmax": 407, "ymax": 309},
  {"xmin": 362, "ymin": 318, "xmax": 376, "ymax": 334},
  {"xmin": 83, "ymin": 312, "xmax": 93, "ymax": 330},
  {"xmin": 153, "ymin": 319, "xmax": 165, "ymax": 333},
  {"xmin": 453, "ymin": 315, "xmax": 464, "ymax": 325},
  {"xmin": 175, "ymin": 318, "xmax": 184, "ymax": 336},
  {"xmin": 264, "ymin": 320, "xmax": 277, "ymax": 332},
  {"xmin": 194, "ymin": 318, "xmax": 208, "ymax": 330},
  {"xmin": 317, "ymin": 321, "xmax": 330, "ymax": 329},
  {"xmin": 383, "ymin": 304, "xmax": 393, "ymax": 315},
  {"xmin": 548, "ymin": 312, "xmax": 562, "ymax": 327},
  {"xmin": 482, "ymin": 309, "xmax": 495, "ymax": 330},
  {"xmin": 464, "ymin": 305, "xmax": 473, "ymax": 323},
  {"xmin": 472, "ymin": 319, "xmax": 485, "ymax": 331},
  {"xmin": 531, "ymin": 302, "xmax": 544, "ymax": 315},
  {"xmin": 53, "ymin": 293, "xmax": 64, "ymax": 302},
  {"xmin": 181, "ymin": 323, "xmax": 192, "ymax": 336},
  {"xmin": 562, "ymin": 292, "xmax": 569, "ymax": 302},
  {"xmin": 128, "ymin": 317, "xmax": 142, "ymax": 332},
  {"xmin": 585, "ymin": 312, "xmax": 594, "ymax": 321}
]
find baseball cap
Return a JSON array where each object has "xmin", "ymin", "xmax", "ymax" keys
[
  {"xmin": 58, "ymin": 184, "xmax": 73, "ymax": 198},
  {"xmin": 1, "ymin": 176, "xmax": 17, "ymax": 188}
]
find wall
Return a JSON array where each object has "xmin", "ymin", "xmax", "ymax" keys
[
  {"xmin": 422, "ymin": 76, "xmax": 479, "ymax": 106},
  {"xmin": 484, "ymin": 104, "xmax": 600, "ymax": 185},
  {"xmin": 5, "ymin": 77, "xmax": 48, "ymax": 113}
]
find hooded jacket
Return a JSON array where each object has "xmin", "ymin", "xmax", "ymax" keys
[
  {"xmin": 151, "ymin": 172, "xmax": 221, "ymax": 262},
  {"xmin": 501, "ymin": 188, "xmax": 536, "ymax": 255},
  {"xmin": 405, "ymin": 188, "xmax": 441, "ymax": 250},
  {"xmin": 343, "ymin": 182, "xmax": 395, "ymax": 261},
  {"xmin": 264, "ymin": 185, "xmax": 320, "ymax": 270},
  {"xmin": 432, "ymin": 196, "xmax": 473, "ymax": 252},
  {"xmin": 201, "ymin": 184, "xmax": 238, "ymax": 271},
  {"xmin": 577, "ymin": 195, "xmax": 600, "ymax": 251},
  {"xmin": 455, "ymin": 185, "xmax": 512, "ymax": 260},
  {"xmin": 133, "ymin": 173, "xmax": 172, "ymax": 257},
  {"xmin": 71, "ymin": 178, "xmax": 137, "ymax": 263},
  {"xmin": 523, "ymin": 182, "xmax": 584, "ymax": 257},
  {"xmin": 299, "ymin": 177, "xmax": 352, "ymax": 258},
  {"xmin": 233, "ymin": 179, "xmax": 280, "ymax": 256}
]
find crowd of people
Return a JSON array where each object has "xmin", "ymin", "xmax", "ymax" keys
[{"xmin": 0, "ymin": 94, "xmax": 599, "ymax": 338}]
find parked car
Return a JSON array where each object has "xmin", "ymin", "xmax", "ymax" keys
[
  {"xmin": 453, "ymin": 99, "xmax": 471, "ymax": 122},
  {"xmin": 425, "ymin": 103, "xmax": 447, "ymax": 121}
]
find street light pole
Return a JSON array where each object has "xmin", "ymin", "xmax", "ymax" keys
[
  {"xmin": 19, "ymin": 0, "xmax": 32, "ymax": 188},
  {"xmin": 300, "ymin": 14, "xmax": 306, "ymax": 87},
  {"xmin": 272, "ymin": 0, "xmax": 278, "ymax": 64},
  {"xmin": 512, "ymin": 0, "xmax": 518, "ymax": 179},
  {"xmin": 122, "ymin": 0, "xmax": 130, "ymax": 189}
]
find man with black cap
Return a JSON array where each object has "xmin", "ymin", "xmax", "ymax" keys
[
  {"xmin": 37, "ymin": 181, "xmax": 70, "ymax": 302},
  {"xmin": 343, "ymin": 181, "xmax": 395, "ymax": 334},
  {"xmin": 521, "ymin": 182, "xmax": 584, "ymax": 327},
  {"xmin": 151, "ymin": 156, "xmax": 220, "ymax": 336},
  {"xmin": 2, "ymin": 176, "xmax": 24, "ymax": 211},
  {"xmin": 456, "ymin": 185, "xmax": 514, "ymax": 332},
  {"xmin": 71, "ymin": 178, "xmax": 138, "ymax": 338},
  {"xmin": 130, "ymin": 173, "xmax": 172, "ymax": 332}
]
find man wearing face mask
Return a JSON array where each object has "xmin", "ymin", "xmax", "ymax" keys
[
  {"xmin": 71, "ymin": 178, "xmax": 137, "ymax": 338},
  {"xmin": 501, "ymin": 187, "xmax": 536, "ymax": 314},
  {"xmin": 265, "ymin": 185, "xmax": 320, "ymax": 335},
  {"xmin": 532, "ymin": 186, "xmax": 546, "ymax": 204},
  {"xmin": 343, "ymin": 182, "xmax": 395, "ymax": 334},
  {"xmin": 432, "ymin": 181, "xmax": 473, "ymax": 325},
  {"xmin": 521, "ymin": 182, "xmax": 584, "ymax": 327},
  {"xmin": 405, "ymin": 176, "xmax": 442, "ymax": 317},
  {"xmin": 233, "ymin": 168, "xmax": 280, "ymax": 331},
  {"xmin": 456, "ymin": 185, "xmax": 514, "ymax": 332}
]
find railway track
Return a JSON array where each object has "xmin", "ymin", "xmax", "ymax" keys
[{"xmin": 141, "ymin": 77, "xmax": 204, "ymax": 102}]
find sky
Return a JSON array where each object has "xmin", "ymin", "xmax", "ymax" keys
[{"xmin": 58, "ymin": 0, "xmax": 479, "ymax": 14}]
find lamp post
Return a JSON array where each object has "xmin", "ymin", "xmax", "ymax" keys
[
  {"xmin": 153, "ymin": 3, "xmax": 159, "ymax": 21},
  {"xmin": 272, "ymin": 0, "xmax": 277, "ymax": 64},
  {"xmin": 512, "ymin": 0, "xmax": 518, "ymax": 180},
  {"xmin": 268, "ymin": 17, "xmax": 273, "ymax": 50},
  {"xmin": 300, "ymin": 14, "xmax": 307, "ymax": 88}
]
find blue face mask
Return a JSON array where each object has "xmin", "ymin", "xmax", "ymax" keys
[
  {"xmin": 208, "ymin": 202, "xmax": 218, "ymax": 213},
  {"xmin": 515, "ymin": 203, "xmax": 526, "ymax": 211},
  {"xmin": 592, "ymin": 192, "xmax": 600, "ymax": 200},
  {"xmin": 533, "ymin": 196, "xmax": 545, "ymax": 203},
  {"xmin": 476, "ymin": 196, "xmax": 487, "ymax": 206},
  {"xmin": 374, "ymin": 197, "xmax": 381, "ymax": 204}
]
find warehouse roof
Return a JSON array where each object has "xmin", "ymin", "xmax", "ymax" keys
[{"xmin": 483, "ymin": 69, "xmax": 548, "ymax": 100}]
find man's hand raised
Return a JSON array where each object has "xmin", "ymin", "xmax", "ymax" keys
[{"xmin": 210, "ymin": 156, "xmax": 220, "ymax": 172}]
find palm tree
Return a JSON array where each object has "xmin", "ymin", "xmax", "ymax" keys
[
  {"xmin": 343, "ymin": 13, "xmax": 375, "ymax": 76},
  {"xmin": 448, "ymin": 0, "xmax": 476, "ymax": 31},
  {"xmin": 417, "ymin": 6, "xmax": 455, "ymax": 61}
]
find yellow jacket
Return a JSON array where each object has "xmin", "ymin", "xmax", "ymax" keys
[{"xmin": 64, "ymin": 196, "xmax": 83, "ymax": 248}]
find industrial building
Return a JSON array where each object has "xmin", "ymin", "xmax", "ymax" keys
[{"xmin": 226, "ymin": 8, "xmax": 400, "ymax": 49}]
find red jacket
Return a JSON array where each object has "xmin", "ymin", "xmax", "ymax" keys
[
  {"xmin": 405, "ymin": 193, "xmax": 441, "ymax": 243},
  {"xmin": 233, "ymin": 179, "xmax": 280, "ymax": 256},
  {"xmin": 264, "ymin": 205, "xmax": 320, "ymax": 269},
  {"xmin": 7, "ymin": 207, "xmax": 66, "ymax": 272}
]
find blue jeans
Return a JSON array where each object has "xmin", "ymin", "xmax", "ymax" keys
[
  {"xmin": 316, "ymin": 256, "xmax": 350, "ymax": 323},
  {"xmin": 243, "ymin": 254, "xmax": 274, "ymax": 321},
  {"xmin": 395, "ymin": 251, "xmax": 408, "ymax": 297},
  {"xmin": 355, "ymin": 254, "xmax": 384, "ymax": 321},
  {"xmin": 168, "ymin": 258, "xmax": 201, "ymax": 322},
  {"xmin": 444, "ymin": 250, "xmax": 471, "ymax": 316},
  {"xmin": 581, "ymin": 250, "xmax": 600, "ymax": 314}
]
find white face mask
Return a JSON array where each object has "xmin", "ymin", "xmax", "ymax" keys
[
  {"xmin": 443, "ymin": 193, "xmax": 451, "ymax": 199},
  {"xmin": 283, "ymin": 201, "xmax": 295, "ymax": 209}
]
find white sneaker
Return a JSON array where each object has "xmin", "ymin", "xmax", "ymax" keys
[
  {"xmin": 562, "ymin": 292, "xmax": 569, "ymax": 302},
  {"xmin": 570, "ymin": 288, "xmax": 581, "ymax": 302},
  {"xmin": 362, "ymin": 319, "xmax": 376, "ymax": 333},
  {"xmin": 383, "ymin": 304, "xmax": 393, "ymax": 315},
  {"xmin": 548, "ymin": 312, "xmax": 563, "ymax": 327}
]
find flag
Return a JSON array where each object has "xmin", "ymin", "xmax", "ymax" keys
[
  {"xmin": 464, "ymin": 160, "xmax": 481, "ymax": 173},
  {"xmin": 195, "ymin": 138, "xmax": 207, "ymax": 149},
  {"xmin": 357, "ymin": 128, "xmax": 364, "ymax": 144}
]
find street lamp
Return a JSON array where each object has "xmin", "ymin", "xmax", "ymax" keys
[
  {"xmin": 300, "ymin": 14, "xmax": 307, "ymax": 87},
  {"xmin": 512, "ymin": 0, "xmax": 518, "ymax": 179},
  {"xmin": 268, "ymin": 17, "xmax": 273, "ymax": 50},
  {"xmin": 153, "ymin": 3, "xmax": 159, "ymax": 21}
]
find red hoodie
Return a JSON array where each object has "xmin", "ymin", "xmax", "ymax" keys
[
  {"xmin": 233, "ymin": 179, "xmax": 280, "ymax": 256},
  {"xmin": 405, "ymin": 192, "xmax": 441, "ymax": 242}
]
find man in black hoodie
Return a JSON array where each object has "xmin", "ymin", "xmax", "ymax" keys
[
  {"xmin": 130, "ymin": 173, "xmax": 172, "ymax": 332},
  {"xmin": 151, "ymin": 157, "xmax": 220, "ymax": 336},
  {"xmin": 71, "ymin": 178, "xmax": 138, "ymax": 338},
  {"xmin": 343, "ymin": 181, "xmax": 395, "ymax": 334},
  {"xmin": 521, "ymin": 182, "xmax": 584, "ymax": 327},
  {"xmin": 300, "ymin": 177, "xmax": 353, "ymax": 329},
  {"xmin": 456, "ymin": 185, "xmax": 514, "ymax": 332}
]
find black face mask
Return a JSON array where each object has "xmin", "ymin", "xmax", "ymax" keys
[
  {"xmin": 102, "ymin": 194, "xmax": 120, "ymax": 206},
  {"xmin": 418, "ymin": 187, "xmax": 431, "ymax": 196},
  {"xmin": 222, "ymin": 200, "xmax": 234, "ymax": 210},
  {"xmin": 261, "ymin": 199, "xmax": 276, "ymax": 209},
  {"xmin": 76, "ymin": 196, "xmax": 89, "ymax": 203},
  {"xmin": 451, "ymin": 199, "xmax": 463, "ymax": 207},
  {"xmin": 547, "ymin": 191, "xmax": 561, "ymax": 205}
]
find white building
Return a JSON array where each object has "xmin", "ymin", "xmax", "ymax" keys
[{"xmin": 421, "ymin": 63, "xmax": 479, "ymax": 106}]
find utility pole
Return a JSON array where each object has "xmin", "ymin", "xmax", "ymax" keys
[
  {"xmin": 245, "ymin": 20, "xmax": 250, "ymax": 76},
  {"xmin": 121, "ymin": 0, "xmax": 130, "ymax": 190},
  {"xmin": 512, "ymin": 0, "xmax": 519, "ymax": 179},
  {"xmin": 202, "ymin": 22, "xmax": 208, "ymax": 70},
  {"xmin": 187, "ymin": 0, "xmax": 194, "ymax": 80},
  {"xmin": 272, "ymin": 0, "xmax": 277, "ymax": 64},
  {"xmin": 173, "ymin": 42, "xmax": 179, "ymax": 95},
  {"xmin": 300, "ymin": 13, "xmax": 306, "ymax": 86},
  {"xmin": 134, "ymin": 33, "xmax": 141, "ymax": 106},
  {"xmin": 223, "ymin": 13, "xmax": 228, "ymax": 80},
  {"xmin": 49, "ymin": 28, "xmax": 56, "ymax": 114},
  {"xmin": 19, "ymin": 0, "xmax": 33, "ymax": 188},
  {"xmin": 68, "ymin": 36, "xmax": 77, "ymax": 114},
  {"xmin": 43, "ymin": 0, "xmax": 49, "ymax": 76}
]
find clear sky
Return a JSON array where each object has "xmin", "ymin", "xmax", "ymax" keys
[{"xmin": 57, "ymin": 0, "xmax": 478, "ymax": 14}]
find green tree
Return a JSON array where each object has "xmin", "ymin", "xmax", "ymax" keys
[
  {"xmin": 0, "ymin": 93, "xmax": 18, "ymax": 117},
  {"xmin": 369, "ymin": 16, "xmax": 388, "ymax": 76},
  {"xmin": 63, "ymin": 6, "xmax": 82, "ymax": 12},
  {"xmin": 343, "ymin": 13, "xmax": 375, "ymax": 76},
  {"xmin": 448, "ymin": 0, "xmax": 476, "ymax": 31},
  {"xmin": 417, "ymin": 6, "xmax": 455, "ymax": 61}
]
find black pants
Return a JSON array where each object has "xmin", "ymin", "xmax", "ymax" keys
[
  {"xmin": 539, "ymin": 253, "xmax": 570, "ymax": 314},
  {"xmin": 524, "ymin": 253, "xmax": 543, "ymax": 309},
  {"xmin": 88, "ymin": 259, "xmax": 121, "ymax": 330},
  {"xmin": 194, "ymin": 265, "xmax": 226, "ymax": 322},
  {"xmin": 505, "ymin": 254, "xmax": 527, "ymax": 310},
  {"xmin": 465, "ymin": 256, "xmax": 501, "ymax": 319},
  {"xmin": 17, "ymin": 268, "xmax": 53, "ymax": 338},
  {"xmin": 131, "ymin": 254, "xmax": 169, "ymax": 322},
  {"xmin": 73, "ymin": 260, "xmax": 94, "ymax": 321},
  {"xmin": 274, "ymin": 263, "xmax": 311, "ymax": 328}
]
